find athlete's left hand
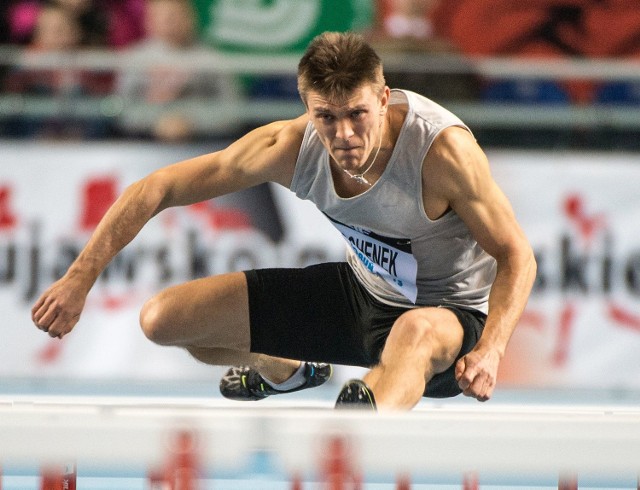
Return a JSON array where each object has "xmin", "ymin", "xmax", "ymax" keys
[{"xmin": 454, "ymin": 345, "xmax": 501, "ymax": 401}]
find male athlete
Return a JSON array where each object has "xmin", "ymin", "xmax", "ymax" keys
[{"xmin": 32, "ymin": 32, "xmax": 536, "ymax": 410}]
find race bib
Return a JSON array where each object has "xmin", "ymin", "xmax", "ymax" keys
[{"xmin": 326, "ymin": 215, "xmax": 418, "ymax": 303}]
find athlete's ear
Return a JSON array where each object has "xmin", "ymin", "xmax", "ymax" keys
[{"xmin": 379, "ymin": 86, "xmax": 391, "ymax": 113}]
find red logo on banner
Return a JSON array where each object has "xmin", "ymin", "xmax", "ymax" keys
[
  {"xmin": 607, "ymin": 303, "xmax": 640, "ymax": 333},
  {"xmin": 36, "ymin": 340, "xmax": 64, "ymax": 365},
  {"xmin": 0, "ymin": 185, "xmax": 17, "ymax": 230},
  {"xmin": 187, "ymin": 201, "xmax": 251, "ymax": 230},
  {"xmin": 561, "ymin": 193, "xmax": 639, "ymax": 362},
  {"xmin": 563, "ymin": 193, "xmax": 607, "ymax": 243},
  {"xmin": 79, "ymin": 177, "xmax": 118, "ymax": 232},
  {"xmin": 77, "ymin": 177, "xmax": 252, "ymax": 232}
]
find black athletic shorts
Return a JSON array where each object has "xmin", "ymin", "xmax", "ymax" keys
[{"xmin": 244, "ymin": 262, "xmax": 487, "ymax": 398}]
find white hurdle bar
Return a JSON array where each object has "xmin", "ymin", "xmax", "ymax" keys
[{"xmin": 0, "ymin": 398, "xmax": 639, "ymax": 485}]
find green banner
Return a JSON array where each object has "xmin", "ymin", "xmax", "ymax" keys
[{"xmin": 193, "ymin": 0, "xmax": 374, "ymax": 53}]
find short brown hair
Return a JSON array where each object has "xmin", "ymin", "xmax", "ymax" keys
[{"xmin": 297, "ymin": 32, "xmax": 385, "ymax": 104}]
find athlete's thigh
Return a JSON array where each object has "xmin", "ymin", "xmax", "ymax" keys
[{"xmin": 145, "ymin": 271, "xmax": 250, "ymax": 351}]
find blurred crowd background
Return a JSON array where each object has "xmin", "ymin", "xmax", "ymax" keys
[
  {"xmin": 2, "ymin": 1, "xmax": 640, "ymax": 397},
  {"xmin": 1, "ymin": 0, "xmax": 639, "ymax": 147}
]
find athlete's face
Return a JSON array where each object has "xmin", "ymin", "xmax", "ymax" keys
[{"xmin": 306, "ymin": 84, "xmax": 389, "ymax": 173}]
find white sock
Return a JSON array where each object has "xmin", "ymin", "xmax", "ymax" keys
[{"xmin": 263, "ymin": 362, "xmax": 306, "ymax": 391}]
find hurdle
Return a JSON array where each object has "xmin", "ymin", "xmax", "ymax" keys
[{"xmin": 0, "ymin": 396, "xmax": 639, "ymax": 488}]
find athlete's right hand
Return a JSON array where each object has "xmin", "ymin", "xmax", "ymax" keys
[{"xmin": 31, "ymin": 273, "xmax": 90, "ymax": 339}]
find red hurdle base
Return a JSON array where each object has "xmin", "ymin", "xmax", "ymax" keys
[
  {"xmin": 463, "ymin": 472, "xmax": 479, "ymax": 490},
  {"xmin": 559, "ymin": 475, "xmax": 578, "ymax": 490},
  {"xmin": 40, "ymin": 463, "xmax": 76, "ymax": 490}
]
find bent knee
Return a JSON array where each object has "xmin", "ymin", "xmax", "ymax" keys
[
  {"xmin": 139, "ymin": 295, "xmax": 175, "ymax": 345},
  {"xmin": 392, "ymin": 309, "xmax": 438, "ymax": 346},
  {"xmin": 390, "ymin": 309, "xmax": 463, "ymax": 366}
]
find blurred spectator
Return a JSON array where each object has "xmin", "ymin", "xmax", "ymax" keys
[
  {"xmin": 102, "ymin": 0, "xmax": 145, "ymax": 49},
  {"xmin": 7, "ymin": 0, "xmax": 105, "ymax": 46},
  {"xmin": 7, "ymin": 0, "xmax": 144, "ymax": 48},
  {"xmin": 371, "ymin": 0, "xmax": 476, "ymax": 104},
  {"xmin": 380, "ymin": 0, "xmax": 440, "ymax": 41},
  {"xmin": 6, "ymin": 1, "xmax": 39, "ymax": 45},
  {"xmin": 2, "ymin": 3, "xmax": 115, "ymax": 138},
  {"xmin": 370, "ymin": 0, "xmax": 458, "ymax": 53},
  {"xmin": 31, "ymin": 2, "xmax": 85, "ymax": 51},
  {"xmin": 116, "ymin": 0, "xmax": 240, "ymax": 142},
  {"xmin": 50, "ymin": 0, "xmax": 108, "ymax": 46}
]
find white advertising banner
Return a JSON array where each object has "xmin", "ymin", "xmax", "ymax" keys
[
  {"xmin": 1, "ymin": 143, "xmax": 639, "ymax": 390},
  {"xmin": 0, "ymin": 142, "xmax": 345, "ymax": 382},
  {"xmin": 490, "ymin": 151, "xmax": 640, "ymax": 390}
]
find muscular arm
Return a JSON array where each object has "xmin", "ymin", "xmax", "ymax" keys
[
  {"xmin": 424, "ymin": 126, "xmax": 537, "ymax": 400},
  {"xmin": 31, "ymin": 116, "xmax": 307, "ymax": 338}
]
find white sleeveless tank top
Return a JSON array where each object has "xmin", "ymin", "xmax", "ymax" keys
[{"xmin": 290, "ymin": 89, "xmax": 496, "ymax": 313}]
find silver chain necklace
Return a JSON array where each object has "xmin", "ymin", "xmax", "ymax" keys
[{"xmin": 342, "ymin": 123, "xmax": 383, "ymax": 187}]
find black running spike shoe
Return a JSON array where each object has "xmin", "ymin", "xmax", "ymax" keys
[
  {"xmin": 334, "ymin": 379, "xmax": 377, "ymax": 410},
  {"xmin": 219, "ymin": 362, "xmax": 333, "ymax": 401}
]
